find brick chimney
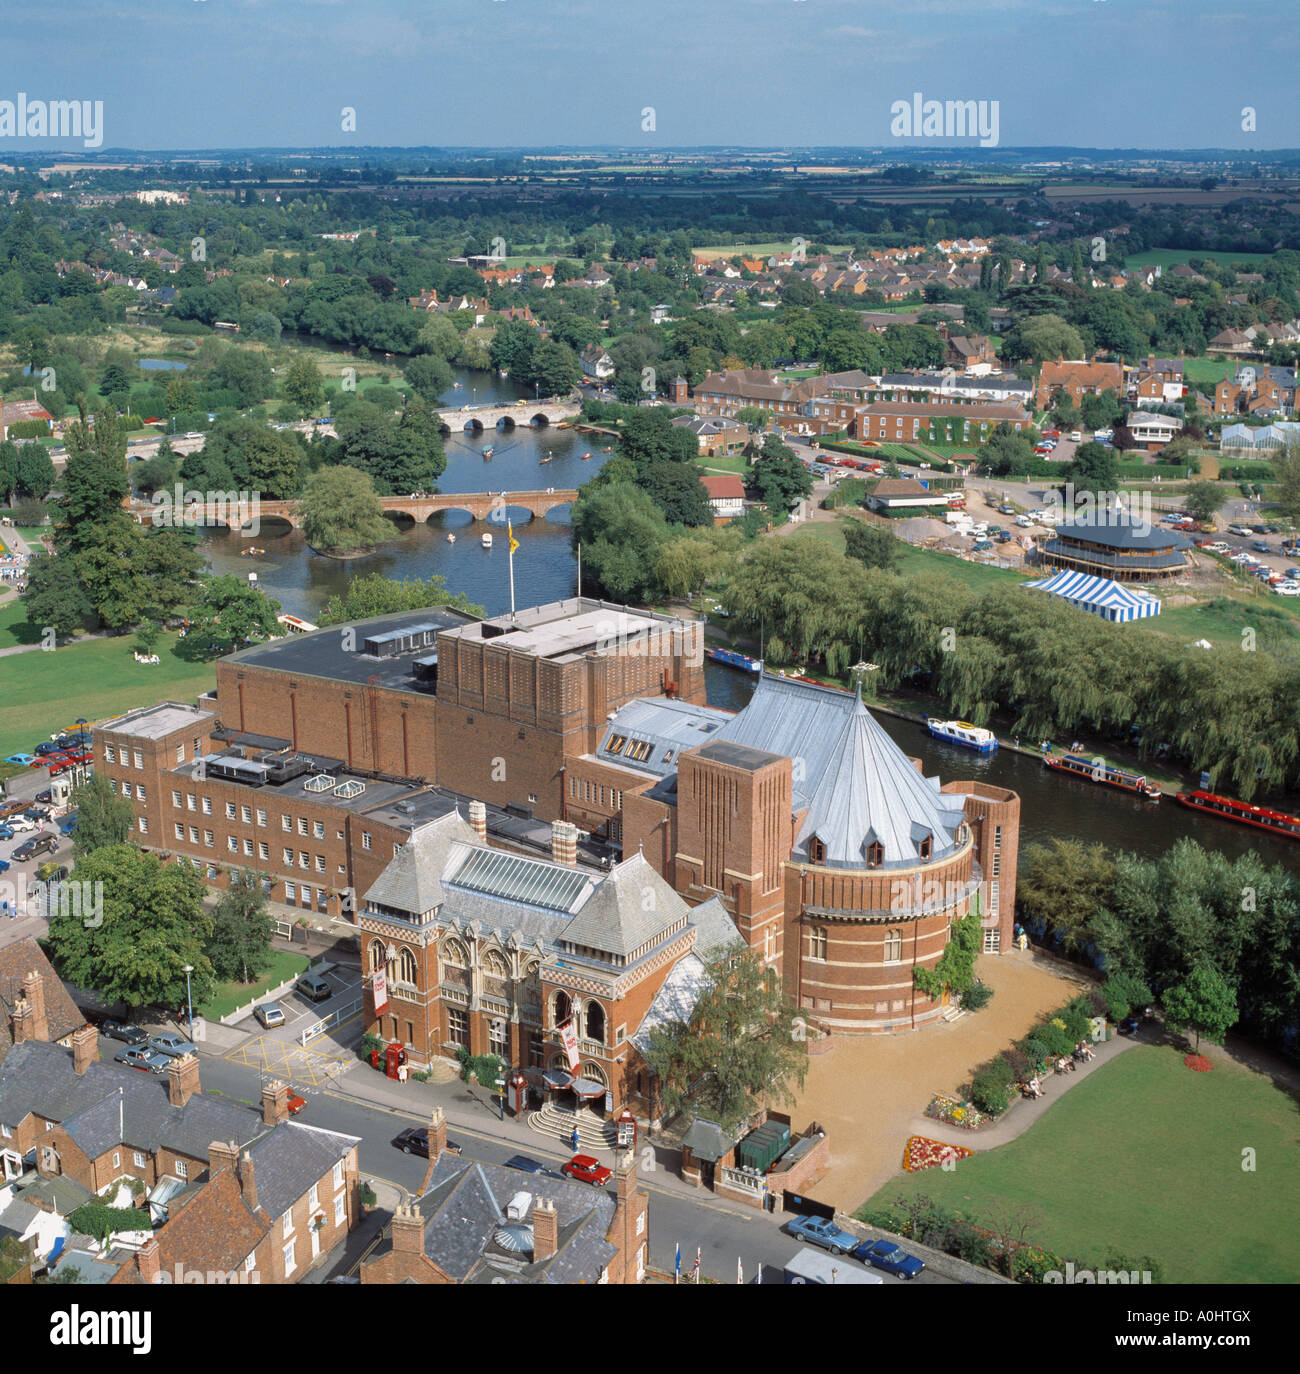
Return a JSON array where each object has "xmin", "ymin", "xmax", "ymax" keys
[
  {"xmin": 167, "ymin": 1052, "xmax": 201, "ymax": 1108},
  {"xmin": 208, "ymin": 1139, "xmax": 239, "ymax": 1174},
  {"xmin": 551, "ymin": 820, "xmax": 578, "ymax": 867},
  {"xmin": 616, "ymin": 1147, "xmax": 639, "ymax": 1206},
  {"xmin": 532, "ymin": 1197, "xmax": 558, "ymax": 1261},
  {"xmin": 71, "ymin": 1023, "xmax": 98, "ymax": 1075},
  {"xmin": 428, "ymin": 1106, "xmax": 447, "ymax": 1159},
  {"xmin": 11, "ymin": 971, "xmax": 49, "ymax": 1044},
  {"xmin": 390, "ymin": 1202, "xmax": 426, "ymax": 1255},
  {"xmin": 467, "ymin": 800, "xmax": 487, "ymax": 843},
  {"xmin": 238, "ymin": 1150, "xmax": 258, "ymax": 1211},
  {"xmin": 262, "ymin": 1080, "xmax": 290, "ymax": 1126},
  {"xmin": 135, "ymin": 1237, "xmax": 161, "ymax": 1285}
]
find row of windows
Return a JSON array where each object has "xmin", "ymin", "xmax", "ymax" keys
[
  {"xmin": 168, "ymin": 826, "xmax": 341, "ymax": 875},
  {"xmin": 807, "ymin": 926, "xmax": 904, "ymax": 962},
  {"xmin": 110, "ymin": 780, "xmax": 146, "ymax": 802},
  {"xmin": 568, "ymin": 776, "xmax": 623, "ymax": 810},
  {"xmin": 104, "ymin": 745, "xmax": 145, "ymax": 769}
]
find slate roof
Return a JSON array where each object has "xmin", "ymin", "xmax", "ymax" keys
[
  {"xmin": 1052, "ymin": 515, "xmax": 1191, "ymax": 551},
  {"xmin": 716, "ymin": 674, "xmax": 968, "ymax": 867},
  {"xmin": 560, "ymin": 852, "xmax": 688, "ymax": 960},
  {"xmin": 244, "ymin": 1120, "xmax": 358, "ymax": 1221},
  {"xmin": 363, "ymin": 810, "xmax": 481, "ymax": 914},
  {"xmin": 680, "ymin": 1118, "xmax": 737, "ymax": 1163},
  {"xmin": 0, "ymin": 939, "xmax": 85, "ymax": 1064},
  {"xmin": 416, "ymin": 1155, "xmax": 618, "ymax": 1284},
  {"xmin": 0, "ymin": 1041, "xmax": 261, "ymax": 1158},
  {"xmin": 596, "ymin": 696, "xmax": 732, "ymax": 777}
]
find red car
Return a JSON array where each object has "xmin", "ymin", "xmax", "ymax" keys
[
  {"xmin": 1042, "ymin": 428, "xmax": 1060, "ymax": 438},
  {"xmin": 285, "ymin": 1086, "xmax": 307, "ymax": 1115},
  {"xmin": 561, "ymin": 1154, "xmax": 612, "ymax": 1187}
]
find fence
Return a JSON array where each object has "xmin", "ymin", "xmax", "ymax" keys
[{"xmin": 299, "ymin": 993, "xmax": 363, "ymax": 1047}]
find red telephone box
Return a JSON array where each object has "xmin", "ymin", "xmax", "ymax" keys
[
  {"xmin": 616, "ymin": 1108, "xmax": 637, "ymax": 1151},
  {"xmin": 508, "ymin": 1072, "xmax": 529, "ymax": 1117},
  {"xmin": 373, "ymin": 1042, "xmax": 406, "ymax": 1079}
]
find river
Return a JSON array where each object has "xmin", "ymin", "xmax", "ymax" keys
[{"xmin": 199, "ymin": 365, "xmax": 1298, "ymax": 871}]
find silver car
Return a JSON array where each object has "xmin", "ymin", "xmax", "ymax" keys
[
  {"xmin": 255, "ymin": 1002, "xmax": 286, "ymax": 1029},
  {"xmin": 115, "ymin": 1045, "xmax": 172, "ymax": 1074},
  {"xmin": 147, "ymin": 1032, "xmax": 198, "ymax": 1058}
]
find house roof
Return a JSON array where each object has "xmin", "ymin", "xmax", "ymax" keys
[
  {"xmin": 243, "ymin": 1120, "xmax": 359, "ymax": 1221},
  {"xmin": 363, "ymin": 810, "xmax": 480, "ymax": 915},
  {"xmin": 701, "ymin": 474, "xmax": 745, "ymax": 500},
  {"xmin": 121, "ymin": 1167, "xmax": 269, "ymax": 1281},
  {"xmin": 559, "ymin": 852, "xmax": 687, "ymax": 960},
  {"xmin": 0, "ymin": 939, "xmax": 85, "ymax": 1064},
  {"xmin": 1052, "ymin": 515, "xmax": 1190, "ymax": 551}
]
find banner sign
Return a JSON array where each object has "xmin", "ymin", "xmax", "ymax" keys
[
  {"xmin": 558, "ymin": 1016, "xmax": 580, "ymax": 1072},
  {"xmin": 372, "ymin": 968, "xmax": 389, "ymax": 1015}
]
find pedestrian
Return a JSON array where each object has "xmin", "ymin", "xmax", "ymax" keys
[
  {"xmin": 397, "ymin": 1062, "xmax": 408, "ymax": 1084},
  {"xmin": 571, "ymin": 1127, "xmax": 580, "ymax": 1152}
]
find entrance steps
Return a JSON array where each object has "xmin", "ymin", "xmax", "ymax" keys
[
  {"xmin": 941, "ymin": 1005, "xmax": 967, "ymax": 1023},
  {"xmin": 527, "ymin": 1100, "xmax": 617, "ymax": 1152}
]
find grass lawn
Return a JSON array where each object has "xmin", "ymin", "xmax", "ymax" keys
[
  {"xmin": 0, "ymin": 598, "xmax": 43, "ymax": 651},
  {"xmin": 857, "ymin": 1045, "xmax": 1300, "ymax": 1284},
  {"xmin": 0, "ymin": 630, "xmax": 216, "ymax": 760},
  {"xmin": 15, "ymin": 527, "xmax": 52, "ymax": 545},
  {"xmin": 199, "ymin": 949, "xmax": 311, "ymax": 1020},
  {"xmin": 696, "ymin": 452, "xmax": 749, "ymax": 476},
  {"xmin": 1184, "ymin": 356, "xmax": 1232, "ymax": 385},
  {"xmin": 1122, "ymin": 247, "xmax": 1275, "ymax": 270}
]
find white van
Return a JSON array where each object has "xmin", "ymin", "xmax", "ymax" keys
[{"xmin": 784, "ymin": 1247, "xmax": 884, "ymax": 1285}]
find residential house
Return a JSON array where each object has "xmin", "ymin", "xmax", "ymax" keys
[
  {"xmin": 672, "ymin": 415, "xmax": 747, "ymax": 458},
  {"xmin": 700, "ymin": 473, "xmax": 746, "ymax": 523},
  {"xmin": 580, "ymin": 346, "xmax": 615, "ymax": 381},
  {"xmin": 1035, "ymin": 359, "xmax": 1124, "ymax": 410}
]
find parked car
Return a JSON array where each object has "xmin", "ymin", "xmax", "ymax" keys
[
  {"xmin": 561, "ymin": 1154, "xmax": 612, "ymax": 1187},
  {"xmin": 1042, "ymin": 428, "xmax": 1060, "ymax": 438},
  {"xmin": 1272, "ymin": 582, "xmax": 1300, "ymax": 596},
  {"xmin": 57, "ymin": 814, "xmax": 77, "ymax": 836},
  {"xmin": 296, "ymin": 974, "xmax": 332, "ymax": 1003},
  {"xmin": 12, "ymin": 835, "xmax": 56, "ymax": 861},
  {"xmin": 1251, "ymin": 540, "xmax": 1272, "ymax": 553},
  {"xmin": 996, "ymin": 530, "xmax": 1012, "ymax": 543},
  {"xmin": 972, "ymin": 539, "xmax": 994, "ymax": 552},
  {"xmin": 3, "ymin": 754, "xmax": 35, "ymax": 766},
  {"xmin": 854, "ymin": 1239, "xmax": 925, "ymax": 1278},
  {"xmin": 393, "ymin": 1127, "xmax": 430, "ymax": 1157},
  {"xmin": 101, "ymin": 1019, "xmax": 148, "ymax": 1043},
  {"xmin": 785, "ymin": 1214, "xmax": 862, "ymax": 1257},
  {"xmin": 1069, "ymin": 430, "xmax": 1082, "ymax": 441},
  {"xmin": 998, "ymin": 504, "xmax": 1015, "ymax": 515},
  {"xmin": 284, "ymin": 1085, "xmax": 307, "ymax": 1115},
  {"xmin": 0, "ymin": 858, "xmax": 9, "ymax": 874},
  {"xmin": 254, "ymin": 1001, "xmax": 285, "ymax": 1028},
  {"xmin": 33, "ymin": 740, "xmax": 69, "ymax": 756},
  {"xmin": 1228, "ymin": 524, "xmax": 1253, "ymax": 537},
  {"xmin": 147, "ymin": 1032, "xmax": 198, "ymax": 1058},
  {"xmin": 114, "ymin": 1045, "xmax": 171, "ymax": 1074},
  {"xmin": 0, "ymin": 825, "xmax": 13, "ymax": 841},
  {"xmin": 1285, "ymin": 567, "xmax": 1300, "ymax": 580},
  {"xmin": 503, "ymin": 1155, "xmax": 551, "ymax": 1176}
]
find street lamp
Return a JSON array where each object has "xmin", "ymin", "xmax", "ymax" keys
[
  {"xmin": 182, "ymin": 964, "xmax": 194, "ymax": 1040},
  {"xmin": 495, "ymin": 1073, "xmax": 506, "ymax": 1121}
]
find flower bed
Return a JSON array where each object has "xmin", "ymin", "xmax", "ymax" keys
[
  {"xmin": 1184, "ymin": 1054, "xmax": 1213, "ymax": 1072},
  {"xmin": 903, "ymin": 1135, "xmax": 974, "ymax": 1173},
  {"xmin": 925, "ymin": 1094, "xmax": 987, "ymax": 1131}
]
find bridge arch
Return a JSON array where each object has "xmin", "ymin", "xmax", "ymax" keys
[
  {"xmin": 530, "ymin": 412, "xmax": 551, "ymax": 428},
  {"xmin": 496, "ymin": 414, "xmax": 516, "ymax": 430},
  {"xmin": 462, "ymin": 417, "xmax": 485, "ymax": 433}
]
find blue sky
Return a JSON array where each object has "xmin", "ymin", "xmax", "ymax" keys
[{"xmin": 1, "ymin": 0, "xmax": 1296, "ymax": 151}]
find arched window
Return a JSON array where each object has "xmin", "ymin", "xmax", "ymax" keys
[
  {"xmin": 808, "ymin": 835, "xmax": 826, "ymax": 864},
  {"xmin": 585, "ymin": 1002, "xmax": 606, "ymax": 1045},
  {"xmin": 865, "ymin": 841, "xmax": 884, "ymax": 868},
  {"xmin": 396, "ymin": 947, "xmax": 417, "ymax": 986},
  {"xmin": 482, "ymin": 949, "xmax": 508, "ymax": 980},
  {"xmin": 884, "ymin": 928, "xmax": 903, "ymax": 963},
  {"xmin": 368, "ymin": 939, "xmax": 387, "ymax": 972},
  {"xmin": 442, "ymin": 938, "xmax": 467, "ymax": 967},
  {"xmin": 918, "ymin": 833, "xmax": 933, "ymax": 861},
  {"xmin": 552, "ymin": 989, "xmax": 571, "ymax": 1029}
]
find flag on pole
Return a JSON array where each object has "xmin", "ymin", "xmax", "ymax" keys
[
  {"xmin": 692, "ymin": 1246, "xmax": 701, "ymax": 1283},
  {"xmin": 737, "ymin": 1255, "xmax": 743, "ymax": 1286},
  {"xmin": 507, "ymin": 519, "xmax": 520, "ymax": 556},
  {"xmin": 674, "ymin": 1242, "xmax": 680, "ymax": 1284},
  {"xmin": 757, "ymin": 1260, "xmax": 763, "ymax": 1286},
  {"xmin": 507, "ymin": 519, "xmax": 519, "ymax": 618}
]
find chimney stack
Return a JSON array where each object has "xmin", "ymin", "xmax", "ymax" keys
[
  {"xmin": 238, "ymin": 1151, "xmax": 258, "ymax": 1211},
  {"xmin": 428, "ymin": 1106, "xmax": 447, "ymax": 1159},
  {"xmin": 208, "ymin": 1139, "xmax": 240, "ymax": 1174},
  {"xmin": 390, "ymin": 1202, "xmax": 426, "ymax": 1255},
  {"xmin": 551, "ymin": 820, "xmax": 578, "ymax": 867},
  {"xmin": 167, "ymin": 1052, "xmax": 201, "ymax": 1108},
  {"xmin": 262, "ymin": 1080, "xmax": 290, "ymax": 1126},
  {"xmin": 532, "ymin": 1197, "xmax": 558, "ymax": 1261},
  {"xmin": 71, "ymin": 1023, "xmax": 98, "ymax": 1075},
  {"xmin": 135, "ymin": 1237, "xmax": 161, "ymax": 1285},
  {"xmin": 12, "ymin": 971, "xmax": 49, "ymax": 1044},
  {"xmin": 468, "ymin": 800, "xmax": 487, "ymax": 843}
]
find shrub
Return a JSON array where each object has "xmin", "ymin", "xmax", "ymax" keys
[
  {"xmin": 359, "ymin": 1032, "xmax": 384, "ymax": 1061},
  {"xmin": 955, "ymin": 1228, "xmax": 994, "ymax": 1269},
  {"xmin": 962, "ymin": 980, "xmax": 994, "ymax": 1011},
  {"xmin": 1102, "ymin": 972, "xmax": 1153, "ymax": 1022},
  {"xmin": 68, "ymin": 1202, "xmax": 146, "ymax": 1242},
  {"xmin": 359, "ymin": 1182, "xmax": 377, "ymax": 1207},
  {"xmin": 1038, "ymin": 1018, "xmax": 1076, "ymax": 1058},
  {"xmin": 1003, "ymin": 1046, "xmax": 1031, "ymax": 1080},
  {"xmin": 1020, "ymin": 1036, "xmax": 1050, "ymax": 1068},
  {"xmin": 970, "ymin": 1055, "xmax": 1015, "ymax": 1115}
]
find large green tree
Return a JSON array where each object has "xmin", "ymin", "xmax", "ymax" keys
[
  {"xmin": 69, "ymin": 774, "xmax": 137, "ymax": 858},
  {"xmin": 296, "ymin": 464, "xmax": 394, "ymax": 556},
  {"xmin": 1162, "ymin": 965, "xmax": 1238, "ymax": 1051},
  {"xmin": 184, "ymin": 573, "xmax": 282, "ymax": 652},
  {"xmin": 570, "ymin": 481, "xmax": 670, "ymax": 602},
  {"xmin": 318, "ymin": 571, "xmax": 483, "ymax": 625},
  {"xmin": 206, "ymin": 871, "xmax": 277, "ymax": 985},
  {"xmin": 843, "ymin": 519, "xmax": 903, "ymax": 572}
]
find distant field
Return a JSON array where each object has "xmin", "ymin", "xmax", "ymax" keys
[
  {"xmin": 1122, "ymin": 247, "xmax": 1275, "ymax": 269},
  {"xmin": 689, "ymin": 241, "xmax": 851, "ymax": 260},
  {"xmin": 1184, "ymin": 356, "xmax": 1232, "ymax": 384}
]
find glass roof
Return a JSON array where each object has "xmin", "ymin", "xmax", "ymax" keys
[{"xmin": 445, "ymin": 847, "xmax": 592, "ymax": 914}]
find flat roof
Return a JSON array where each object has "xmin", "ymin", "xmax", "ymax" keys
[
  {"xmin": 442, "ymin": 598, "xmax": 693, "ymax": 664},
  {"xmin": 222, "ymin": 608, "xmax": 478, "ymax": 690},
  {"xmin": 101, "ymin": 702, "xmax": 215, "ymax": 740},
  {"xmin": 695, "ymin": 739, "xmax": 783, "ymax": 772}
]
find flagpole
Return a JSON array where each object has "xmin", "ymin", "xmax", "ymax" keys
[{"xmin": 507, "ymin": 516, "xmax": 518, "ymax": 621}]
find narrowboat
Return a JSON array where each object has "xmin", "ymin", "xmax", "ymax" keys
[
  {"xmin": 1174, "ymin": 790, "xmax": 1300, "ymax": 840},
  {"xmin": 706, "ymin": 647, "xmax": 763, "ymax": 674},
  {"xmin": 924, "ymin": 718, "xmax": 998, "ymax": 753},
  {"xmin": 1044, "ymin": 753, "xmax": 1161, "ymax": 800}
]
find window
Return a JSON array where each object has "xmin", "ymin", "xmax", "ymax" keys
[
  {"xmin": 313, "ymin": 820, "xmax": 324, "ymax": 839},
  {"xmin": 489, "ymin": 1020, "xmax": 508, "ymax": 1057},
  {"xmin": 193, "ymin": 737, "xmax": 200, "ymax": 758},
  {"xmin": 625, "ymin": 739, "xmax": 653, "ymax": 763},
  {"xmin": 983, "ymin": 929, "xmax": 1001, "ymax": 953},
  {"xmin": 134, "ymin": 1151, "xmax": 146, "ymax": 1167},
  {"xmin": 202, "ymin": 797, "xmax": 212, "ymax": 815},
  {"xmin": 298, "ymin": 817, "xmax": 309, "ymax": 836},
  {"xmin": 203, "ymin": 830, "xmax": 214, "ymax": 848},
  {"xmin": 396, "ymin": 948, "xmax": 417, "ymax": 985},
  {"xmin": 315, "ymin": 854, "xmax": 326, "ymax": 873},
  {"xmin": 994, "ymin": 824, "xmax": 1002, "ymax": 848},
  {"xmin": 362, "ymin": 832, "xmax": 372, "ymax": 851},
  {"xmin": 226, "ymin": 835, "xmax": 237, "ymax": 852},
  {"xmin": 308, "ymin": 1183, "xmax": 319, "ymax": 1210},
  {"xmin": 808, "ymin": 836, "xmax": 826, "ymax": 864},
  {"xmin": 333, "ymin": 1193, "xmax": 346, "ymax": 1227},
  {"xmin": 992, "ymin": 853, "xmax": 1001, "ymax": 877},
  {"xmin": 176, "ymin": 1159, "xmax": 188, "ymax": 1180},
  {"xmin": 112, "ymin": 1152, "xmax": 121, "ymax": 1168},
  {"xmin": 176, "ymin": 744, "xmax": 185, "ymax": 764},
  {"xmin": 242, "ymin": 838, "xmax": 253, "ymax": 857},
  {"xmin": 283, "ymin": 1241, "xmax": 296, "ymax": 1277},
  {"xmin": 133, "ymin": 750, "xmax": 143, "ymax": 769},
  {"xmin": 119, "ymin": 782, "xmax": 132, "ymax": 799},
  {"xmin": 106, "ymin": 745, "xmax": 116, "ymax": 764},
  {"xmin": 865, "ymin": 841, "xmax": 883, "ymax": 868},
  {"xmin": 884, "ymin": 929, "xmax": 903, "ymax": 963},
  {"xmin": 243, "ymin": 1253, "xmax": 256, "ymax": 1274},
  {"xmin": 187, "ymin": 794, "xmax": 196, "ymax": 811},
  {"xmin": 299, "ymin": 851, "xmax": 310, "ymax": 869},
  {"xmin": 282, "ymin": 846, "xmax": 295, "ymax": 867},
  {"xmin": 138, "ymin": 817, "xmax": 149, "ymax": 835},
  {"xmin": 605, "ymin": 734, "xmax": 628, "ymax": 755},
  {"xmin": 241, "ymin": 805, "xmax": 252, "ymax": 825},
  {"xmin": 0, "ymin": 1125, "xmax": 10, "ymax": 1139},
  {"xmin": 171, "ymin": 790, "xmax": 182, "ymax": 808},
  {"xmin": 259, "ymin": 842, "xmax": 269, "ymax": 861},
  {"xmin": 918, "ymin": 834, "xmax": 932, "ymax": 861},
  {"xmin": 189, "ymin": 826, "xmax": 200, "ymax": 843},
  {"xmin": 808, "ymin": 926, "xmax": 828, "ymax": 961},
  {"xmin": 286, "ymin": 882, "xmax": 296, "ymax": 901},
  {"xmin": 447, "ymin": 1008, "xmax": 469, "ymax": 1048},
  {"xmin": 333, "ymin": 1161, "xmax": 344, "ymax": 1192},
  {"xmin": 225, "ymin": 802, "xmax": 237, "ymax": 820},
  {"xmin": 175, "ymin": 823, "xmax": 185, "ymax": 841},
  {"xmin": 990, "ymin": 881, "xmax": 1000, "ymax": 915},
  {"xmin": 283, "ymin": 1211, "xmax": 294, "ymax": 1238},
  {"xmin": 257, "ymin": 808, "xmax": 267, "ymax": 827},
  {"xmin": 282, "ymin": 814, "xmax": 292, "ymax": 831}
]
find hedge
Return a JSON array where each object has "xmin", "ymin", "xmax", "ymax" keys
[{"xmin": 6, "ymin": 419, "xmax": 50, "ymax": 440}]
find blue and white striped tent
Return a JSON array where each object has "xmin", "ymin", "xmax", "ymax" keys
[{"xmin": 1022, "ymin": 569, "xmax": 1161, "ymax": 622}]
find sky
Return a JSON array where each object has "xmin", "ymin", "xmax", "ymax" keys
[{"xmin": 1, "ymin": 0, "xmax": 1297, "ymax": 152}]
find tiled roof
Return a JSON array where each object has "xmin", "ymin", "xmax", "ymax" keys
[
  {"xmin": 244, "ymin": 1120, "xmax": 359, "ymax": 1221},
  {"xmin": 0, "ymin": 939, "xmax": 85, "ymax": 1063},
  {"xmin": 363, "ymin": 810, "xmax": 479, "ymax": 914},
  {"xmin": 120, "ymin": 1168, "xmax": 269, "ymax": 1281},
  {"xmin": 560, "ymin": 853, "xmax": 687, "ymax": 959}
]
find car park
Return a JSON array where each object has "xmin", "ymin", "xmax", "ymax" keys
[
  {"xmin": 114, "ymin": 1045, "xmax": 171, "ymax": 1074},
  {"xmin": 561, "ymin": 1154, "xmax": 612, "ymax": 1187},
  {"xmin": 297, "ymin": 974, "xmax": 333, "ymax": 1003},
  {"xmin": 3, "ymin": 754, "xmax": 35, "ymax": 766},
  {"xmin": 1285, "ymin": 567, "xmax": 1300, "ymax": 580},
  {"xmin": 853, "ymin": 1239, "xmax": 925, "ymax": 1278},
  {"xmin": 998, "ymin": 504, "xmax": 1015, "ymax": 515},
  {"xmin": 784, "ymin": 1214, "xmax": 862, "ymax": 1256},
  {"xmin": 34, "ymin": 740, "xmax": 68, "ymax": 756},
  {"xmin": 147, "ymin": 1032, "xmax": 198, "ymax": 1058},
  {"xmin": 13, "ymin": 836, "xmax": 58, "ymax": 861},
  {"xmin": 255, "ymin": 1002, "xmax": 285, "ymax": 1028},
  {"xmin": 1272, "ymin": 582, "xmax": 1300, "ymax": 596},
  {"xmin": 101, "ymin": 1019, "xmax": 148, "ymax": 1043},
  {"xmin": 7, "ymin": 815, "xmax": 37, "ymax": 833}
]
